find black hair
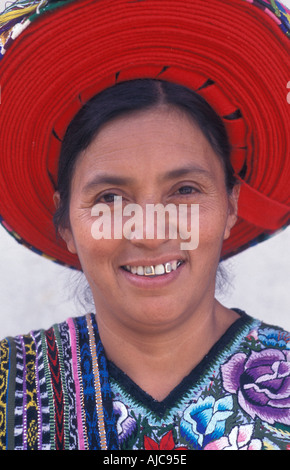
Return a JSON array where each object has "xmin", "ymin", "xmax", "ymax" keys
[{"xmin": 53, "ymin": 79, "xmax": 236, "ymax": 230}]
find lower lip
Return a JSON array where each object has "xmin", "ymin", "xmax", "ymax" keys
[{"xmin": 119, "ymin": 263, "xmax": 185, "ymax": 289}]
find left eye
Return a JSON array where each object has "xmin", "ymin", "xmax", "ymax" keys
[{"xmin": 177, "ymin": 186, "xmax": 197, "ymax": 195}]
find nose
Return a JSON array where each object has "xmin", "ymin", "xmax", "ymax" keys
[{"xmin": 122, "ymin": 201, "xmax": 177, "ymax": 250}]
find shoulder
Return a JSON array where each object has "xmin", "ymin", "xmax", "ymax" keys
[
  {"xmin": 243, "ymin": 316, "xmax": 290, "ymax": 352},
  {"xmin": 229, "ymin": 309, "xmax": 290, "ymax": 351},
  {"xmin": 254, "ymin": 320, "xmax": 290, "ymax": 350},
  {"xmin": 183, "ymin": 314, "xmax": 290, "ymax": 450},
  {"xmin": 0, "ymin": 315, "xmax": 84, "ymax": 371},
  {"xmin": 221, "ymin": 314, "xmax": 290, "ymax": 386},
  {"xmin": 0, "ymin": 315, "xmax": 87, "ymax": 450},
  {"xmin": 217, "ymin": 315, "xmax": 290, "ymax": 448}
]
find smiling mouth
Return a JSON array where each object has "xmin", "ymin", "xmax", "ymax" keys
[{"xmin": 121, "ymin": 260, "xmax": 184, "ymax": 277}]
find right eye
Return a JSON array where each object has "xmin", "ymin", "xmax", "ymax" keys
[{"xmin": 95, "ymin": 193, "xmax": 121, "ymax": 204}]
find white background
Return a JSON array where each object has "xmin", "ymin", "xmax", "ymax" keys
[{"xmin": 0, "ymin": 0, "xmax": 289, "ymax": 338}]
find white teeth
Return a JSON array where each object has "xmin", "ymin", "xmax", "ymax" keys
[
  {"xmin": 124, "ymin": 260, "xmax": 182, "ymax": 276},
  {"xmin": 155, "ymin": 264, "xmax": 165, "ymax": 275},
  {"xmin": 171, "ymin": 261, "xmax": 177, "ymax": 271},
  {"xmin": 137, "ymin": 266, "xmax": 144, "ymax": 276}
]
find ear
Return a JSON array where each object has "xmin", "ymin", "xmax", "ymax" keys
[
  {"xmin": 223, "ymin": 183, "xmax": 240, "ymax": 241},
  {"xmin": 53, "ymin": 191, "xmax": 77, "ymax": 254}
]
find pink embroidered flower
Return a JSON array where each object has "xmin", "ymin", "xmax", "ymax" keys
[
  {"xmin": 204, "ymin": 424, "xmax": 262, "ymax": 450},
  {"xmin": 246, "ymin": 328, "xmax": 258, "ymax": 341}
]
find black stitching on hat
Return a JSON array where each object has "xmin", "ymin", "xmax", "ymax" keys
[
  {"xmin": 238, "ymin": 162, "xmax": 247, "ymax": 179},
  {"xmin": 78, "ymin": 94, "xmax": 84, "ymax": 106},
  {"xmin": 115, "ymin": 71, "xmax": 121, "ymax": 82},
  {"xmin": 156, "ymin": 66, "xmax": 170, "ymax": 77},
  {"xmin": 197, "ymin": 79, "xmax": 215, "ymax": 90},
  {"xmin": 48, "ymin": 171, "xmax": 57, "ymax": 191},
  {"xmin": 52, "ymin": 128, "xmax": 63, "ymax": 142},
  {"xmin": 223, "ymin": 109, "xmax": 242, "ymax": 120}
]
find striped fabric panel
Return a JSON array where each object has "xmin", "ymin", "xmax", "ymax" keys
[
  {"xmin": 3, "ymin": 332, "xmax": 51, "ymax": 450},
  {"xmin": 86, "ymin": 314, "xmax": 107, "ymax": 450},
  {"xmin": 1, "ymin": 318, "xmax": 86, "ymax": 450},
  {"xmin": 19, "ymin": 336, "xmax": 28, "ymax": 449},
  {"xmin": 5, "ymin": 337, "xmax": 16, "ymax": 450},
  {"xmin": 13, "ymin": 335, "xmax": 25, "ymax": 450},
  {"xmin": 53, "ymin": 325, "xmax": 70, "ymax": 448},
  {"xmin": 30, "ymin": 331, "xmax": 42, "ymax": 448},
  {"xmin": 45, "ymin": 326, "xmax": 65, "ymax": 449},
  {"xmin": 41, "ymin": 328, "xmax": 55, "ymax": 449},
  {"xmin": 58, "ymin": 321, "xmax": 79, "ymax": 450},
  {"xmin": 0, "ymin": 314, "xmax": 118, "ymax": 450},
  {"xmin": 31, "ymin": 330, "xmax": 50, "ymax": 449},
  {"xmin": 68, "ymin": 315, "xmax": 119, "ymax": 450},
  {"xmin": 23, "ymin": 334, "xmax": 38, "ymax": 450},
  {"xmin": 0, "ymin": 339, "xmax": 9, "ymax": 449},
  {"xmin": 67, "ymin": 317, "xmax": 87, "ymax": 450},
  {"xmin": 90, "ymin": 316, "xmax": 119, "ymax": 450},
  {"xmin": 75, "ymin": 315, "xmax": 102, "ymax": 449},
  {"xmin": 74, "ymin": 314, "xmax": 119, "ymax": 450}
]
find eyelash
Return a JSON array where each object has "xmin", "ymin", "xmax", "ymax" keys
[
  {"xmin": 98, "ymin": 192, "xmax": 120, "ymax": 204},
  {"xmin": 95, "ymin": 185, "xmax": 200, "ymax": 204},
  {"xmin": 176, "ymin": 185, "xmax": 199, "ymax": 196}
]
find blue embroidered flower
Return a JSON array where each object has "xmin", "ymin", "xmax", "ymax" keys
[
  {"xmin": 180, "ymin": 395, "xmax": 233, "ymax": 449},
  {"xmin": 259, "ymin": 328, "xmax": 290, "ymax": 350}
]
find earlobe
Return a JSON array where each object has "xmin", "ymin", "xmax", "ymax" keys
[
  {"xmin": 223, "ymin": 183, "xmax": 241, "ymax": 240},
  {"xmin": 53, "ymin": 191, "xmax": 77, "ymax": 254},
  {"xmin": 60, "ymin": 227, "xmax": 78, "ymax": 254}
]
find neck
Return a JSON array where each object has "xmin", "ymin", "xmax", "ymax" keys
[{"xmin": 94, "ymin": 299, "xmax": 239, "ymax": 401}]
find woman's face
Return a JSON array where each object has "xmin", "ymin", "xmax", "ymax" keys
[{"xmin": 60, "ymin": 106, "xmax": 239, "ymax": 333}]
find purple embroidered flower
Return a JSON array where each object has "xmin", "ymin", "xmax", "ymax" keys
[
  {"xmin": 113, "ymin": 400, "xmax": 137, "ymax": 443},
  {"xmin": 221, "ymin": 348, "xmax": 290, "ymax": 425}
]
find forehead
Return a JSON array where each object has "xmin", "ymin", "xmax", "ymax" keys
[{"xmin": 72, "ymin": 106, "xmax": 224, "ymax": 184}]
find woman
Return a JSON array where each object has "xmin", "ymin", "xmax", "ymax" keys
[{"xmin": 0, "ymin": 0, "xmax": 289, "ymax": 451}]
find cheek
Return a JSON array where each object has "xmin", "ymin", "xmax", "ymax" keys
[
  {"xmin": 197, "ymin": 199, "xmax": 230, "ymax": 249},
  {"xmin": 185, "ymin": 202, "xmax": 229, "ymax": 285},
  {"xmin": 67, "ymin": 210, "xmax": 113, "ymax": 269},
  {"xmin": 74, "ymin": 229, "xmax": 121, "ymax": 272}
]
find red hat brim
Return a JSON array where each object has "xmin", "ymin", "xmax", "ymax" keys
[{"xmin": 0, "ymin": 0, "xmax": 289, "ymax": 270}]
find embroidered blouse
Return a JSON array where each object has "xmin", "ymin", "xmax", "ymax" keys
[{"xmin": 0, "ymin": 311, "xmax": 290, "ymax": 450}]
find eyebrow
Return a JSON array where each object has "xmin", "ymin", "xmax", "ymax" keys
[
  {"xmin": 81, "ymin": 165, "xmax": 212, "ymax": 194},
  {"xmin": 162, "ymin": 165, "xmax": 212, "ymax": 181},
  {"xmin": 82, "ymin": 174, "xmax": 135, "ymax": 194}
]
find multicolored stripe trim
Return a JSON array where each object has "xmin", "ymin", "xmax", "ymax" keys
[
  {"xmin": 0, "ymin": 314, "xmax": 119, "ymax": 450},
  {"xmin": 0, "ymin": 339, "xmax": 9, "ymax": 449},
  {"xmin": 0, "ymin": 1, "xmax": 47, "ymax": 57},
  {"xmin": 243, "ymin": 0, "xmax": 290, "ymax": 37},
  {"xmin": 87, "ymin": 314, "xmax": 107, "ymax": 449},
  {"xmin": 0, "ymin": 214, "xmax": 77, "ymax": 270}
]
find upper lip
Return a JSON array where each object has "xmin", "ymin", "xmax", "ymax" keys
[{"xmin": 120, "ymin": 256, "xmax": 185, "ymax": 267}]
